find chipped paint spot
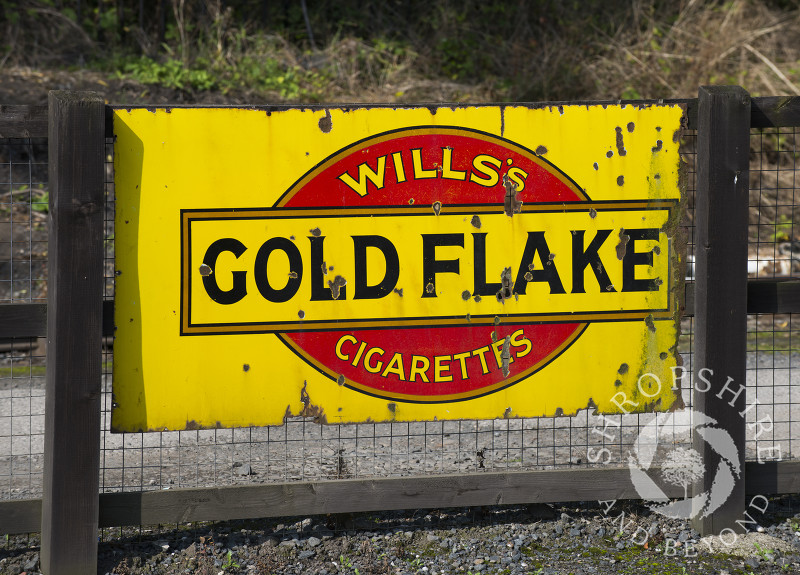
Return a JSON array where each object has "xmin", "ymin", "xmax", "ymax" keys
[
  {"xmin": 337, "ymin": 374, "xmax": 345, "ymax": 386},
  {"xmin": 660, "ymin": 352, "xmax": 668, "ymax": 360},
  {"xmin": 504, "ymin": 407, "xmax": 512, "ymax": 418},
  {"xmin": 471, "ymin": 214, "xmax": 482, "ymax": 229},
  {"xmin": 593, "ymin": 162, "xmax": 599, "ymax": 171},
  {"xmin": 298, "ymin": 310, "xmax": 305, "ymax": 319},
  {"xmin": 644, "ymin": 314, "xmax": 656, "ymax": 333},
  {"xmin": 199, "ymin": 263, "xmax": 211, "ymax": 276},
  {"xmin": 288, "ymin": 270, "xmax": 299, "ymax": 279},
  {"xmin": 408, "ymin": 198, "xmax": 415, "ymax": 205},
  {"xmin": 616, "ymin": 228, "xmax": 630, "ymax": 260},
  {"xmin": 321, "ymin": 262, "xmax": 328, "ymax": 276},
  {"xmin": 618, "ymin": 363, "xmax": 629, "ymax": 375},
  {"xmin": 426, "ymin": 282, "xmax": 435, "ymax": 294},
  {"xmin": 309, "ymin": 227, "xmax": 322, "ymax": 237},
  {"xmin": 473, "ymin": 294, "xmax": 482, "ymax": 303},
  {"xmin": 328, "ymin": 275, "xmax": 347, "ymax": 299},
  {"xmin": 495, "ymin": 267, "xmax": 513, "ymax": 302},
  {"xmin": 243, "ymin": 364, "xmax": 250, "ymax": 372},
  {"xmin": 606, "ymin": 150, "xmax": 613, "ymax": 158},
  {"xmin": 524, "ymin": 271, "xmax": 533, "ymax": 282},
  {"xmin": 589, "ymin": 208, "xmax": 597, "ymax": 219},
  {"xmin": 614, "ymin": 379, "xmax": 623, "ymax": 387},
  {"xmin": 503, "ymin": 174, "xmax": 522, "ymax": 217},
  {"xmin": 653, "ymin": 245, "xmax": 661, "ymax": 255},
  {"xmin": 501, "ymin": 336, "xmax": 512, "ymax": 377},
  {"xmin": 616, "ymin": 175, "xmax": 625, "ymax": 186},
  {"xmin": 615, "ymin": 127, "xmax": 627, "ymax": 156},
  {"xmin": 393, "ymin": 287, "xmax": 403, "ymax": 297},
  {"xmin": 318, "ymin": 110, "xmax": 332, "ymax": 133},
  {"xmin": 627, "ymin": 122, "xmax": 635, "ymax": 133},
  {"xmin": 652, "ymin": 140, "xmax": 663, "ymax": 152},
  {"xmin": 461, "ymin": 290, "xmax": 471, "ymax": 301},
  {"xmin": 535, "ymin": 145, "xmax": 548, "ymax": 155},
  {"xmin": 432, "ymin": 201, "xmax": 442, "ymax": 215},
  {"xmin": 387, "ymin": 402, "xmax": 396, "ymax": 413}
]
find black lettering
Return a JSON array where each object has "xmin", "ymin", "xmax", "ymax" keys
[
  {"xmin": 353, "ymin": 235, "xmax": 400, "ymax": 299},
  {"xmin": 571, "ymin": 229, "xmax": 616, "ymax": 293},
  {"xmin": 254, "ymin": 237, "xmax": 303, "ymax": 303},
  {"xmin": 472, "ymin": 233, "xmax": 501, "ymax": 296},
  {"xmin": 422, "ymin": 233, "xmax": 464, "ymax": 298},
  {"xmin": 514, "ymin": 232, "xmax": 566, "ymax": 294},
  {"xmin": 622, "ymin": 228, "xmax": 660, "ymax": 292},
  {"xmin": 202, "ymin": 238, "xmax": 247, "ymax": 305}
]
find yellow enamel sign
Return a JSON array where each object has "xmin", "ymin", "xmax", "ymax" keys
[{"xmin": 112, "ymin": 104, "xmax": 686, "ymax": 432}]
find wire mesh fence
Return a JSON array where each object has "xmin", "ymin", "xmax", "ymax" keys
[{"xmin": 1, "ymin": 115, "xmax": 797, "ymax": 514}]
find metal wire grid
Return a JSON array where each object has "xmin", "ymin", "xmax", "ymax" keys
[
  {"xmin": 2, "ymin": 120, "xmax": 797, "ymax": 509},
  {"xmin": 95, "ymin": 134, "xmax": 697, "ymax": 496},
  {"xmin": 744, "ymin": 127, "xmax": 799, "ymax": 464},
  {"xmin": 0, "ymin": 138, "xmax": 47, "ymax": 502}
]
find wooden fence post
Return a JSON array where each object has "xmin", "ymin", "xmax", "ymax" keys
[
  {"xmin": 692, "ymin": 86, "xmax": 751, "ymax": 535},
  {"xmin": 41, "ymin": 91, "xmax": 105, "ymax": 574}
]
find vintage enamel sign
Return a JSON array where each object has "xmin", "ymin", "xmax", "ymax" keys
[{"xmin": 112, "ymin": 105, "xmax": 685, "ymax": 432}]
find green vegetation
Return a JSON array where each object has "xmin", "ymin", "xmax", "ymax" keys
[{"xmin": 3, "ymin": 0, "xmax": 800, "ymax": 103}]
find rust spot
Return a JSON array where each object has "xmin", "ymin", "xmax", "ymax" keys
[
  {"xmin": 503, "ymin": 174, "xmax": 522, "ymax": 217},
  {"xmin": 618, "ymin": 363, "xmax": 629, "ymax": 375},
  {"xmin": 589, "ymin": 208, "xmax": 597, "ymax": 219},
  {"xmin": 554, "ymin": 407, "xmax": 564, "ymax": 417},
  {"xmin": 184, "ymin": 420, "xmax": 200, "ymax": 431},
  {"xmin": 298, "ymin": 310, "xmax": 305, "ymax": 319},
  {"xmin": 288, "ymin": 270, "xmax": 299, "ymax": 279},
  {"xmin": 654, "ymin": 173, "xmax": 660, "ymax": 180},
  {"xmin": 408, "ymin": 198, "xmax": 415, "ymax": 205},
  {"xmin": 321, "ymin": 262, "xmax": 328, "ymax": 275},
  {"xmin": 199, "ymin": 263, "xmax": 212, "ymax": 276},
  {"xmin": 616, "ymin": 228, "xmax": 630, "ymax": 260},
  {"xmin": 491, "ymin": 331, "xmax": 497, "ymax": 342},
  {"xmin": 653, "ymin": 245, "xmax": 661, "ymax": 255},
  {"xmin": 290, "ymin": 235, "xmax": 295, "ymax": 240},
  {"xmin": 473, "ymin": 294, "xmax": 482, "ymax": 303},
  {"xmin": 593, "ymin": 162, "xmax": 599, "ymax": 171},
  {"xmin": 466, "ymin": 313, "xmax": 471, "ymax": 322},
  {"xmin": 614, "ymin": 379, "xmax": 623, "ymax": 387},
  {"xmin": 426, "ymin": 282, "xmax": 435, "ymax": 294},
  {"xmin": 616, "ymin": 175, "xmax": 625, "ymax": 186},
  {"xmin": 652, "ymin": 140, "xmax": 663, "ymax": 152},
  {"xmin": 432, "ymin": 201, "xmax": 442, "ymax": 215},
  {"xmin": 660, "ymin": 352, "xmax": 669, "ymax": 360},
  {"xmin": 461, "ymin": 290, "xmax": 471, "ymax": 301},
  {"xmin": 387, "ymin": 402, "xmax": 396, "ymax": 413},
  {"xmin": 501, "ymin": 336, "xmax": 511, "ymax": 378},
  {"xmin": 524, "ymin": 271, "xmax": 533, "ymax": 282},
  {"xmin": 393, "ymin": 287, "xmax": 403, "ymax": 297},
  {"xmin": 535, "ymin": 145, "xmax": 548, "ymax": 155},
  {"xmin": 495, "ymin": 267, "xmax": 513, "ymax": 302},
  {"xmin": 299, "ymin": 381, "xmax": 327, "ymax": 423},
  {"xmin": 310, "ymin": 227, "xmax": 322, "ymax": 237},
  {"xmin": 503, "ymin": 407, "xmax": 512, "ymax": 418},
  {"xmin": 471, "ymin": 215, "xmax": 482, "ymax": 229},
  {"xmin": 328, "ymin": 275, "xmax": 347, "ymax": 299},
  {"xmin": 645, "ymin": 314, "xmax": 656, "ymax": 333},
  {"xmin": 606, "ymin": 150, "xmax": 613, "ymax": 158},
  {"xmin": 615, "ymin": 127, "xmax": 627, "ymax": 156},
  {"xmin": 318, "ymin": 110, "xmax": 332, "ymax": 133},
  {"xmin": 494, "ymin": 315, "xmax": 501, "ymax": 326},
  {"xmin": 243, "ymin": 364, "xmax": 250, "ymax": 372},
  {"xmin": 337, "ymin": 374, "xmax": 345, "ymax": 386},
  {"xmin": 627, "ymin": 122, "xmax": 635, "ymax": 133}
]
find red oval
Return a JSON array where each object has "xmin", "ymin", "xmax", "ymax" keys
[{"xmin": 278, "ymin": 127, "xmax": 587, "ymax": 402}]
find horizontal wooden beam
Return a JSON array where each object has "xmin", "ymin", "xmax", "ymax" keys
[
  {"xmin": 0, "ymin": 105, "xmax": 49, "ymax": 138},
  {"xmin": 1, "ymin": 280, "xmax": 797, "ymax": 340},
  {"xmin": 3, "ymin": 461, "xmax": 798, "ymax": 535},
  {"xmin": 0, "ymin": 300, "xmax": 114, "ymax": 338},
  {"xmin": 750, "ymin": 96, "xmax": 800, "ymax": 128},
  {"xmin": 683, "ymin": 279, "xmax": 800, "ymax": 316}
]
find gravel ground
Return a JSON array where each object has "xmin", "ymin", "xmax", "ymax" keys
[{"xmin": 3, "ymin": 497, "xmax": 800, "ymax": 575}]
